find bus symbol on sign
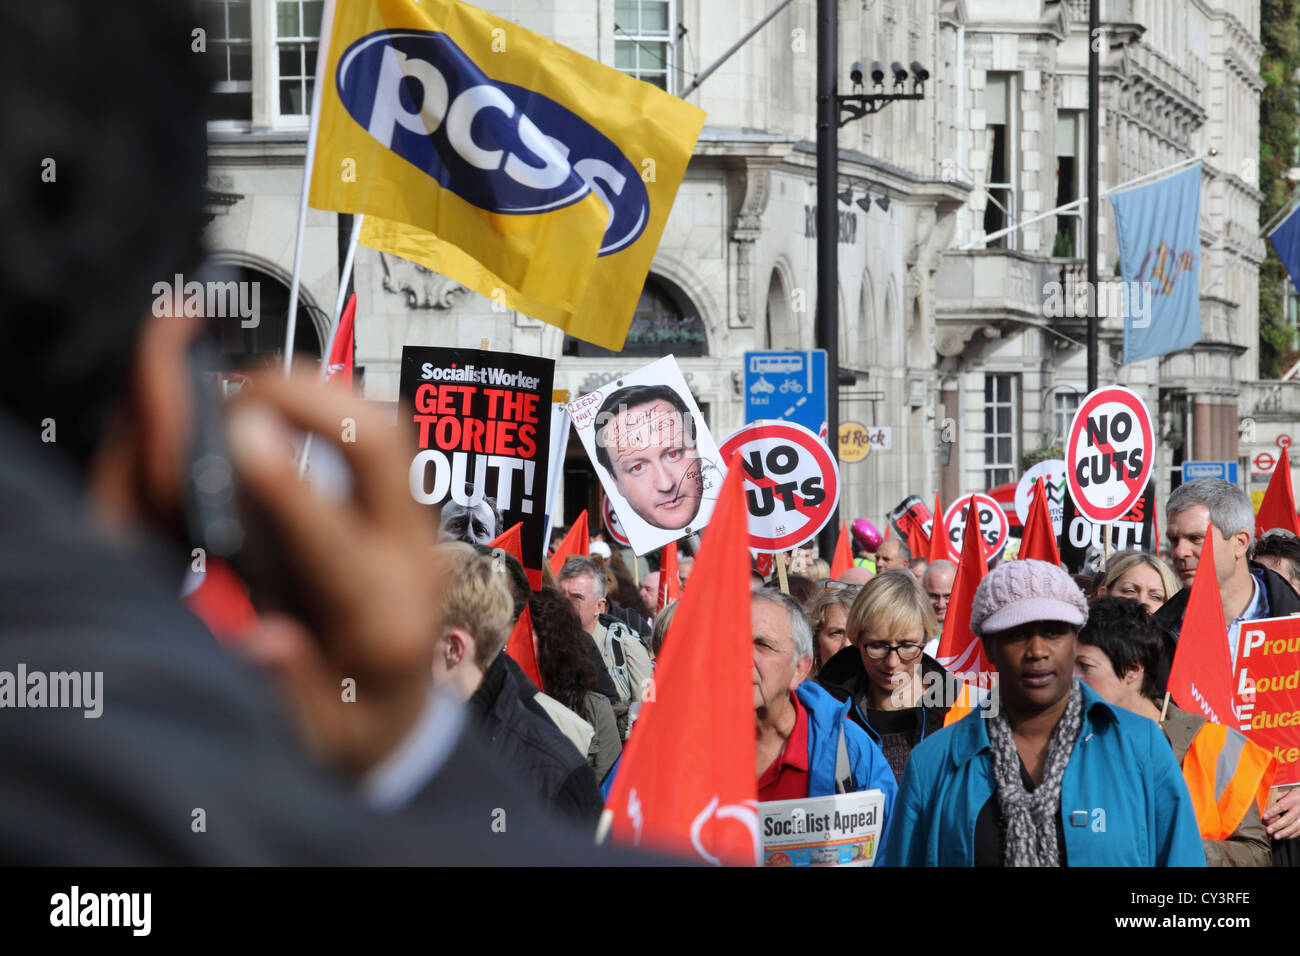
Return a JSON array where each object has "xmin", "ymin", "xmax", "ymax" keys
[
  {"xmin": 1255, "ymin": 452, "xmax": 1276, "ymax": 473},
  {"xmin": 748, "ymin": 354, "xmax": 803, "ymax": 375}
]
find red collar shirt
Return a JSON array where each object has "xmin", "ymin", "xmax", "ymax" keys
[{"xmin": 757, "ymin": 694, "xmax": 810, "ymax": 802}]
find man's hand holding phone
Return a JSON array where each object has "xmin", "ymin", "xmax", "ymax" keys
[{"xmin": 225, "ymin": 372, "xmax": 437, "ymax": 777}]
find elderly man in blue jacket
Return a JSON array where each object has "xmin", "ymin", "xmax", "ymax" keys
[
  {"xmin": 752, "ymin": 590, "xmax": 897, "ymax": 823},
  {"xmin": 880, "ymin": 560, "xmax": 1204, "ymax": 867}
]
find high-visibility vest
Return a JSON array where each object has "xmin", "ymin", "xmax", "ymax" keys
[
  {"xmin": 1180, "ymin": 722, "xmax": 1277, "ymax": 842},
  {"xmin": 942, "ymin": 681, "xmax": 976, "ymax": 727}
]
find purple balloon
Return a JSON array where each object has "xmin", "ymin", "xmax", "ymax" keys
[{"xmin": 851, "ymin": 519, "xmax": 882, "ymax": 553}]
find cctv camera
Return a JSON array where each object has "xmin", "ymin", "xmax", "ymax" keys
[
  {"xmin": 891, "ymin": 61, "xmax": 908, "ymax": 85},
  {"xmin": 911, "ymin": 61, "xmax": 929, "ymax": 83},
  {"xmin": 871, "ymin": 61, "xmax": 884, "ymax": 85},
  {"xmin": 850, "ymin": 61, "xmax": 864, "ymax": 85}
]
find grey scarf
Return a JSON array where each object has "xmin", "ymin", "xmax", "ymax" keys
[{"xmin": 986, "ymin": 680, "xmax": 1084, "ymax": 867}]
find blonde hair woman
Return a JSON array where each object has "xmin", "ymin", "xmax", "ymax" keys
[
  {"xmin": 804, "ymin": 583, "xmax": 860, "ymax": 673},
  {"xmin": 816, "ymin": 570, "xmax": 955, "ymax": 782},
  {"xmin": 1097, "ymin": 552, "xmax": 1180, "ymax": 616}
]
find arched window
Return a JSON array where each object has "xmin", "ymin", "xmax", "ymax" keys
[
  {"xmin": 562, "ymin": 275, "xmax": 705, "ymax": 357},
  {"xmin": 201, "ymin": 263, "xmax": 321, "ymax": 372}
]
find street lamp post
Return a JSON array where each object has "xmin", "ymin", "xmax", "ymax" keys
[{"xmin": 815, "ymin": 0, "xmax": 927, "ymax": 560}]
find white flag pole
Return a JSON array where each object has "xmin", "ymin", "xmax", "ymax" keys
[
  {"xmin": 961, "ymin": 151, "xmax": 1214, "ymax": 251},
  {"xmin": 297, "ymin": 212, "xmax": 363, "ymax": 479},
  {"xmin": 319, "ymin": 214, "xmax": 364, "ymax": 385},
  {"xmin": 1199, "ymin": 187, "xmax": 1300, "ymax": 297},
  {"xmin": 282, "ymin": 0, "xmax": 338, "ymax": 376}
]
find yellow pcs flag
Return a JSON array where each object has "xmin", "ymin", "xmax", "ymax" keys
[
  {"xmin": 338, "ymin": 0, "xmax": 706, "ymax": 351},
  {"xmin": 311, "ymin": 0, "xmax": 614, "ymax": 312}
]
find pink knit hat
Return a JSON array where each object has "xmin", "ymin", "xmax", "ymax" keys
[{"xmin": 970, "ymin": 559, "xmax": 1088, "ymax": 637}]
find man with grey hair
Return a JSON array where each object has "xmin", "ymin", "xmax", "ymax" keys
[
  {"xmin": 1155, "ymin": 478, "xmax": 1300, "ymax": 672},
  {"xmin": 558, "ymin": 556, "xmax": 652, "ymax": 739},
  {"xmin": 751, "ymin": 590, "xmax": 897, "ymax": 815},
  {"xmin": 1154, "ymin": 477, "xmax": 1300, "ymax": 867}
]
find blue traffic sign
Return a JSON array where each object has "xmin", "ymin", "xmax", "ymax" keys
[
  {"xmin": 1182, "ymin": 460, "xmax": 1239, "ymax": 484},
  {"xmin": 744, "ymin": 350, "xmax": 828, "ymax": 438}
]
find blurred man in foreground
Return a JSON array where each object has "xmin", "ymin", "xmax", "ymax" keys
[{"xmin": 0, "ymin": 0, "xmax": 613, "ymax": 864}]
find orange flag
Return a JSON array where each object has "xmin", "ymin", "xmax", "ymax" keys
[
  {"xmin": 928, "ymin": 493, "xmax": 950, "ymax": 563},
  {"xmin": 1256, "ymin": 447, "xmax": 1300, "ymax": 538},
  {"xmin": 830, "ymin": 520, "xmax": 854, "ymax": 578},
  {"xmin": 603, "ymin": 455, "xmax": 758, "ymax": 865},
  {"xmin": 548, "ymin": 510, "xmax": 590, "ymax": 577},
  {"xmin": 657, "ymin": 542, "xmax": 681, "ymax": 612},
  {"xmin": 1168, "ymin": 526, "xmax": 1237, "ymax": 726},
  {"xmin": 1018, "ymin": 478, "xmax": 1061, "ymax": 566},
  {"xmin": 935, "ymin": 495, "xmax": 994, "ymax": 678}
]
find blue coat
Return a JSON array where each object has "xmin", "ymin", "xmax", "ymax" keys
[
  {"xmin": 879, "ymin": 681, "xmax": 1205, "ymax": 867},
  {"xmin": 795, "ymin": 681, "xmax": 898, "ymax": 825}
]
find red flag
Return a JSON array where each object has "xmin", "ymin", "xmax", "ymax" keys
[
  {"xmin": 184, "ymin": 557, "xmax": 258, "ymax": 643},
  {"xmin": 1018, "ymin": 478, "xmax": 1061, "ymax": 566},
  {"xmin": 904, "ymin": 521, "xmax": 929, "ymax": 567},
  {"xmin": 603, "ymin": 455, "xmax": 758, "ymax": 865},
  {"xmin": 548, "ymin": 511, "xmax": 590, "ymax": 577},
  {"xmin": 492, "ymin": 521, "xmax": 541, "ymax": 591},
  {"xmin": 490, "ymin": 521, "xmax": 525, "ymax": 556},
  {"xmin": 928, "ymin": 493, "xmax": 950, "ymax": 563},
  {"xmin": 935, "ymin": 495, "xmax": 994, "ymax": 678},
  {"xmin": 1256, "ymin": 447, "xmax": 1300, "ymax": 537},
  {"xmin": 830, "ymin": 520, "xmax": 854, "ymax": 578},
  {"xmin": 658, "ymin": 542, "xmax": 681, "ymax": 612},
  {"xmin": 489, "ymin": 522, "xmax": 545, "ymax": 687},
  {"xmin": 1168, "ymin": 526, "xmax": 1237, "ymax": 726},
  {"xmin": 324, "ymin": 292, "xmax": 356, "ymax": 390}
]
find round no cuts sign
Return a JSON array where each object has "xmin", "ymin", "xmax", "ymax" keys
[
  {"xmin": 602, "ymin": 495, "xmax": 630, "ymax": 547},
  {"xmin": 1065, "ymin": 386, "xmax": 1154, "ymax": 523},
  {"xmin": 719, "ymin": 421, "xmax": 840, "ymax": 553},
  {"xmin": 944, "ymin": 494, "xmax": 1009, "ymax": 560}
]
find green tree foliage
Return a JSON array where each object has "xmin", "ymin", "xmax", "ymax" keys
[{"xmin": 1260, "ymin": 0, "xmax": 1300, "ymax": 377}]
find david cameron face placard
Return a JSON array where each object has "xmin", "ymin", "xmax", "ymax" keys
[{"xmin": 598, "ymin": 390, "xmax": 702, "ymax": 530}]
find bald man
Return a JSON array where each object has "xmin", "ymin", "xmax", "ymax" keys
[
  {"xmin": 875, "ymin": 539, "xmax": 910, "ymax": 571},
  {"xmin": 838, "ymin": 565, "xmax": 875, "ymax": 585},
  {"xmin": 921, "ymin": 559, "xmax": 956, "ymax": 658}
]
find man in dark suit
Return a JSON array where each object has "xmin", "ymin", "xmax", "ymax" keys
[{"xmin": 0, "ymin": 0, "xmax": 624, "ymax": 864}]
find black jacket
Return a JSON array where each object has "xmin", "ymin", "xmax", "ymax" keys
[
  {"xmin": 0, "ymin": 411, "xmax": 620, "ymax": 864},
  {"xmin": 604, "ymin": 603, "xmax": 651, "ymax": 642},
  {"xmin": 1152, "ymin": 561, "xmax": 1300, "ymax": 694},
  {"xmin": 468, "ymin": 654, "xmax": 604, "ymax": 827},
  {"xmin": 817, "ymin": 646, "xmax": 952, "ymax": 747}
]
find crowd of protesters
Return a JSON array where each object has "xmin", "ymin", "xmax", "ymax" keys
[{"xmin": 525, "ymin": 475, "xmax": 1300, "ymax": 867}]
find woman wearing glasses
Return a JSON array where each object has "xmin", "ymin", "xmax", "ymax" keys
[{"xmin": 818, "ymin": 570, "xmax": 966, "ymax": 782}]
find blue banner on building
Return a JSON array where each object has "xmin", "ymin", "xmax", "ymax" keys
[
  {"xmin": 1109, "ymin": 163, "xmax": 1202, "ymax": 364},
  {"xmin": 1268, "ymin": 201, "xmax": 1300, "ymax": 303}
]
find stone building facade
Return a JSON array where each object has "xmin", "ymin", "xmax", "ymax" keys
[{"xmin": 203, "ymin": 0, "xmax": 1275, "ymax": 539}]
